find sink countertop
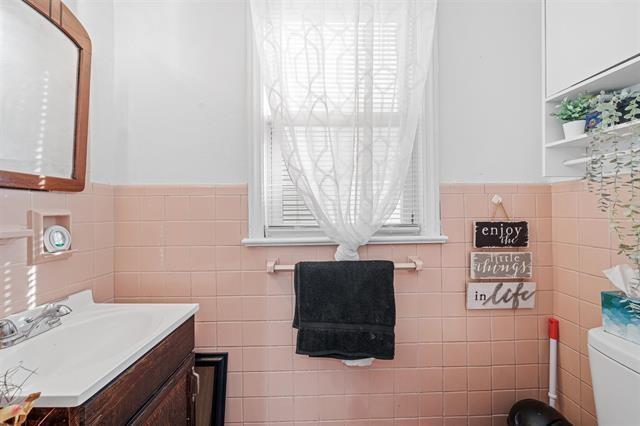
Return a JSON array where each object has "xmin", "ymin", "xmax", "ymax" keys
[{"xmin": 0, "ymin": 291, "xmax": 198, "ymax": 407}]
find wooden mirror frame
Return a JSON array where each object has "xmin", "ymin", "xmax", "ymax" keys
[{"xmin": 0, "ymin": 0, "xmax": 91, "ymax": 192}]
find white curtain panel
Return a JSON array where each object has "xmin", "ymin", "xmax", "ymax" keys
[{"xmin": 251, "ymin": 0, "xmax": 438, "ymax": 261}]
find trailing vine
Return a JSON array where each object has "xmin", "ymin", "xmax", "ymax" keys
[{"xmin": 586, "ymin": 90, "xmax": 640, "ymax": 292}]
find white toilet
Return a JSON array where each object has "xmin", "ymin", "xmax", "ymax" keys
[{"xmin": 588, "ymin": 327, "xmax": 640, "ymax": 426}]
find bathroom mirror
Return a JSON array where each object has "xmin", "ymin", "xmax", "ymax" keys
[{"xmin": 0, "ymin": 0, "xmax": 91, "ymax": 192}]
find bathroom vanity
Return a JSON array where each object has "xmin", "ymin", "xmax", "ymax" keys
[
  {"xmin": 28, "ymin": 319, "xmax": 195, "ymax": 425},
  {"xmin": 0, "ymin": 291, "xmax": 199, "ymax": 425}
]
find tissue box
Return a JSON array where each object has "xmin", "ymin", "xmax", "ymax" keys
[{"xmin": 601, "ymin": 291, "xmax": 640, "ymax": 345}]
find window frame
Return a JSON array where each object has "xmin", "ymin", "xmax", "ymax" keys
[{"xmin": 243, "ymin": 13, "xmax": 447, "ymax": 247}]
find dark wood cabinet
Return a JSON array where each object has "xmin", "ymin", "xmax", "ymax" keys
[
  {"xmin": 28, "ymin": 317, "xmax": 196, "ymax": 426},
  {"xmin": 129, "ymin": 354, "xmax": 195, "ymax": 426}
]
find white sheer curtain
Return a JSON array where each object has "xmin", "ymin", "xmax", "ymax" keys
[{"xmin": 251, "ymin": 0, "xmax": 438, "ymax": 261}]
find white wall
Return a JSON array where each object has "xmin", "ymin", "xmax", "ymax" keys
[
  {"xmin": 438, "ymin": 0, "xmax": 543, "ymax": 183},
  {"xmin": 87, "ymin": 0, "xmax": 543, "ymax": 185},
  {"xmin": 69, "ymin": 0, "xmax": 117, "ymax": 184},
  {"xmin": 113, "ymin": 0, "xmax": 249, "ymax": 184}
]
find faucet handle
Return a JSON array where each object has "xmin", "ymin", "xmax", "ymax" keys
[
  {"xmin": 53, "ymin": 304, "xmax": 72, "ymax": 317},
  {"xmin": 24, "ymin": 303, "xmax": 72, "ymax": 325},
  {"xmin": 42, "ymin": 303, "xmax": 72, "ymax": 316},
  {"xmin": 0, "ymin": 319, "xmax": 19, "ymax": 340}
]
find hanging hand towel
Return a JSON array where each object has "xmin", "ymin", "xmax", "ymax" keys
[{"xmin": 293, "ymin": 260, "xmax": 396, "ymax": 363}]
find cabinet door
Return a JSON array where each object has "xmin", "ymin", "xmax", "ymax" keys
[
  {"xmin": 546, "ymin": 0, "xmax": 640, "ymax": 96},
  {"xmin": 128, "ymin": 354, "xmax": 195, "ymax": 426}
]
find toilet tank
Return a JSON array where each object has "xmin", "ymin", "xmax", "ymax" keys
[{"xmin": 588, "ymin": 327, "xmax": 640, "ymax": 426}]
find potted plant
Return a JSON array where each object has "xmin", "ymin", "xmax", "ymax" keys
[
  {"xmin": 552, "ymin": 94, "xmax": 593, "ymax": 138},
  {"xmin": 587, "ymin": 89, "xmax": 640, "ymax": 132}
]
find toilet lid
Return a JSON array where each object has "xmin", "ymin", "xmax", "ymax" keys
[{"xmin": 588, "ymin": 327, "xmax": 640, "ymax": 374}]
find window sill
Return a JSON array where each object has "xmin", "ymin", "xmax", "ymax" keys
[{"xmin": 241, "ymin": 235, "xmax": 449, "ymax": 247}]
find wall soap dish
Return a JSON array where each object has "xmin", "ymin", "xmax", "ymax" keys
[{"xmin": 28, "ymin": 209, "xmax": 76, "ymax": 265}]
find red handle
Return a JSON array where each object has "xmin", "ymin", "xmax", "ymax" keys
[{"xmin": 548, "ymin": 317, "xmax": 559, "ymax": 340}]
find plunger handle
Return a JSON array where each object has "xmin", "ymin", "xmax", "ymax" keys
[{"xmin": 548, "ymin": 317, "xmax": 559, "ymax": 408}]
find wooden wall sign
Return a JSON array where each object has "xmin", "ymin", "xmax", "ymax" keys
[
  {"xmin": 466, "ymin": 282, "xmax": 536, "ymax": 309},
  {"xmin": 470, "ymin": 252, "xmax": 533, "ymax": 280},
  {"xmin": 473, "ymin": 221, "xmax": 529, "ymax": 248}
]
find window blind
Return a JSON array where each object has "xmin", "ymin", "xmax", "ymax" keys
[{"xmin": 262, "ymin": 19, "xmax": 424, "ymax": 237}]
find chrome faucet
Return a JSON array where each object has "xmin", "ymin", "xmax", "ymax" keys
[{"xmin": 0, "ymin": 302, "xmax": 72, "ymax": 349}]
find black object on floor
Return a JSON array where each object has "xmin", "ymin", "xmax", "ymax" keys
[
  {"xmin": 194, "ymin": 353, "xmax": 228, "ymax": 426},
  {"xmin": 293, "ymin": 260, "xmax": 396, "ymax": 360},
  {"xmin": 508, "ymin": 399, "xmax": 573, "ymax": 426}
]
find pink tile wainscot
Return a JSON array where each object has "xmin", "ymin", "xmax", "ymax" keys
[
  {"xmin": 551, "ymin": 181, "xmax": 617, "ymax": 426},
  {"xmin": 113, "ymin": 183, "xmax": 553, "ymax": 425},
  {"xmin": 0, "ymin": 184, "xmax": 115, "ymax": 314},
  {"xmin": 0, "ymin": 180, "xmax": 616, "ymax": 425}
]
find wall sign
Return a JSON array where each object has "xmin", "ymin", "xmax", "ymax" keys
[
  {"xmin": 466, "ymin": 282, "xmax": 536, "ymax": 310},
  {"xmin": 473, "ymin": 221, "xmax": 529, "ymax": 248},
  {"xmin": 470, "ymin": 252, "xmax": 533, "ymax": 280}
]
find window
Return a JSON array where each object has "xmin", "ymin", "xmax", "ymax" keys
[
  {"xmin": 245, "ymin": 15, "xmax": 444, "ymax": 246},
  {"xmin": 264, "ymin": 109, "xmax": 423, "ymax": 238}
]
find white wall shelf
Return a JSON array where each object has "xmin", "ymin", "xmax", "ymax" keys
[
  {"xmin": 543, "ymin": 52, "xmax": 640, "ymax": 177},
  {"xmin": 546, "ymin": 120, "xmax": 640, "ymax": 150},
  {"xmin": 545, "ymin": 133, "xmax": 589, "ymax": 150},
  {"xmin": 0, "ymin": 228, "xmax": 33, "ymax": 245},
  {"xmin": 563, "ymin": 145, "xmax": 637, "ymax": 168},
  {"xmin": 562, "ymin": 157, "xmax": 589, "ymax": 167}
]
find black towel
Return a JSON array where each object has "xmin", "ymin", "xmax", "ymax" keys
[{"xmin": 293, "ymin": 260, "xmax": 396, "ymax": 360}]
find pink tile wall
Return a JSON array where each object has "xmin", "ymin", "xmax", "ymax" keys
[
  {"xmin": 0, "ymin": 184, "xmax": 115, "ymax": 315},
  {"xmin": 3, "ymin": 180, "xmax": 610, "ymax": 424},
  {"xmin": 550, "ymin": 180, "xmax": 618, "ymax": 426},
  {"xmin": 0, "ymin": 178, "xmax": 616, "ymax": 424},
  {"xmin": 114, "ymin": 183, "xmax": 553, "ymax": 425}
]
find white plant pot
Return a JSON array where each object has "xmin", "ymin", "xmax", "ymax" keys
[{"xmin": 562, "ymin": 120, "xmax": 586, "ymax": 139}]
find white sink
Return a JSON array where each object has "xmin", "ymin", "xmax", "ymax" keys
[{"xmin": 0, "ymin": 291, "xmax": 198, "ymax": 407}]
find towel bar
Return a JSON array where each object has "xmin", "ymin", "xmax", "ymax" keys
[{"xmin": 266, "ymin": 256, "xmax": 424, "ymax": 273}]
